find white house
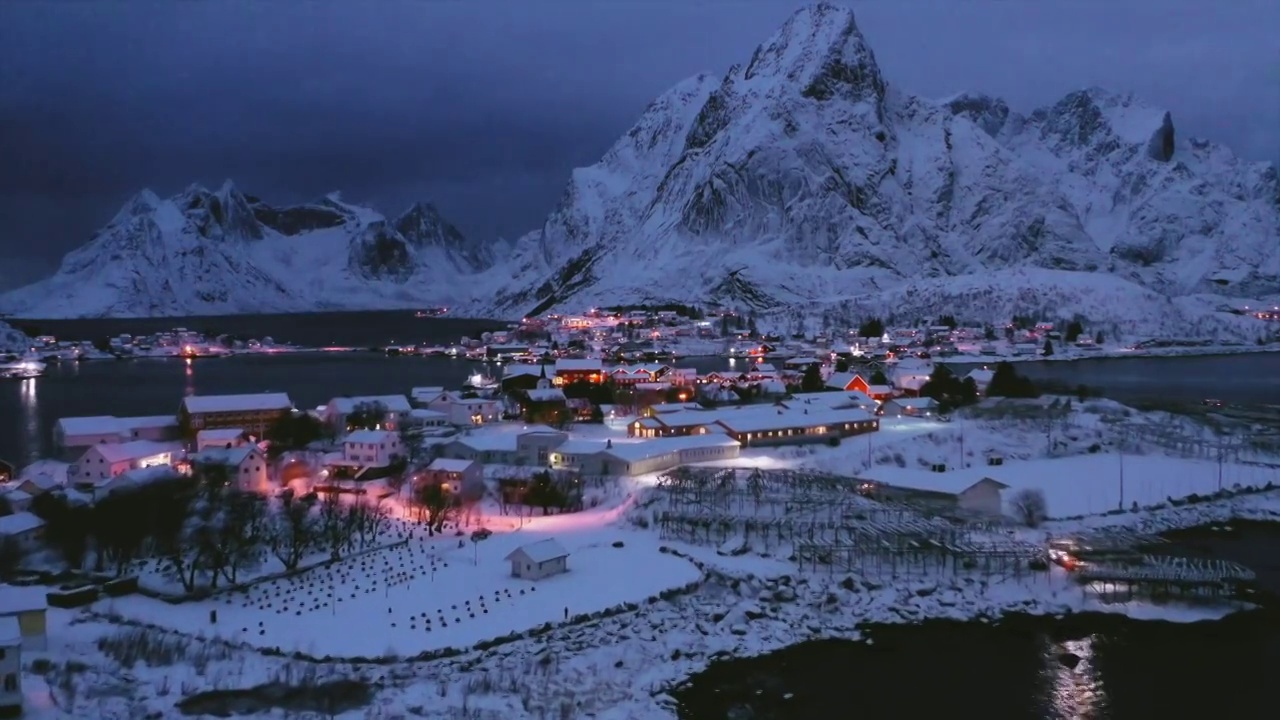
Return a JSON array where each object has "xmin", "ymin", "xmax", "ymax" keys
[
  {"xmin": 54, "ymin": 415, "xmax": 181, "ymax": 455},
  {"xmin": 421, "ymin": 458, "xmax": 484, "ymax": 498},
  {"xmin": 53, "ymin": 416, "xmax": 128, "ymax": 452},
  {"xmin": 404, "ymin": 408, "xmax": 450, "ymax": 430},
  {"xmin": 75, "ymin": 440, "xmax": 180, "ymax": 482},
  {"xmin": 427, "ymin": 394, "xmax": 503, "ymax": 426},
  {"xmin": 957, "ymin": 478, "xmax": 1010, "ymax": 518},
  {"xmin": 880, "ymin": 397, "xmax": 940, "ymax": 417},
  {"xmin": 505, "ymin": 538, "xmax": 569, "ymax": 581},
  {"xmin": 409, "ymin": 386, "xmax": 448, "ymax": 407},
  {"xmin": 0, "ymin": 584, "xmax": 46, "ymax": 651},
  {"xmin": 563, "ymin": 435, "xmax": 742, "ymax": 477},
  {"xmin": 323, "ymin": 394, "xmax": 413, "ymax": 433},
  {"xmin": 0, "ymin": 617, "xmax": 21, "ymax": 717},
  {"xmin": 342, "ymin": 429, "xmax": 403, "ymax": 467},
  {"xmin": 195, "ymin": 428, "xmax": 247, "ymax": 451},
  {"xmin": 191, "ymin": 446, "xmax": 270, "ymax": 491},
  {"xmin": 965, "ymin": 368, "xmax": 995, "ymax": 395},
  {"xmin": 890, "ymin": 356, "xmax": 934, "ymax": 394},
  {"xmin": 0, "ymin": 512, "xmax": 45, "ymax": 554}
]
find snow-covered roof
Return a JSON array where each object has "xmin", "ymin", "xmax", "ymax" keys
[
  {"xmin": 0, "ymin": 584, "xmax": 47, "ymax": 614},
  {"xmin": 0, "ymin": 616, "xmax": 20, "ymax": 645},
  {"xmin": 600, "ymin": 435, "xmax": 740, "ymax": 462},
  {"xmin": 555, "ymin": 358, "xmax": 603, "ymax": 372},
  {"xmin": 712, "ymin": 408, "xmax": 875, "ymax": 434},
  {"xmin": 57, "ymin": 416, "xmax": 126, "ymax": 437},
  {"xmin": 196, "ymin": 428, "xmax": 244, "ymax": 441},
  {"xmin": 408, "ymin": 408, "xmax": 448, "ymax": 419},
  {"xmin": 966, "ymin": 368, "xmax": 995, "ymax": 383},
  {"xmin": 525, "ymin": 388, "xmax": 566, "ymax": 402},
  {"xmin": 426, "ymin": 458, "xmax": 476, "ymax": 473},
  {"xmin": 191, "ymin": 446, "xmax": 258, "ymax": 467},
  {"xmin": 552, "ymin": 439, "xmax": 608, "ymax": 455},
  {"xmin": 328, "ymin": 395, "xmax": 412, "ymax": 414},
  {"xmin": 345, "ymin": 429, "xmax": 397, "ymax": 444},
  {"xmin": 183, "ymin": 393, "xmax": 292, "ymax": 414},
  {"xmin": 411, "ymin": 386, "xmax": 446, "ymax": 401},
  {"xmin": 503, "ymin": 365, "xmax": 551, "ymax": 378},
  {"xmin": 648, "ymin": 402, "xmax": 702, "ymax": 414},
  {"xmin": 867, "ymin": 384, "xmax": 894, "ymax": 395},
  {"xmin": 119, "ymin": 415, "xmax": 179, "ymax": 430},
  {"xmin": 505, "ymin": 538, "xmax": 569, "ymax": 563},
  {"xmin": 0, "ymin": 511, "xmax": 45, "ymax": 536},
  {"xmin": 101, "ymin": 465, "xmax": 183, "ymax": 495},
  {"xmin": 887, "ymin": 397, "xmax": 938, "ymax": 409},
  {"xmin": 3, "ymin": 489, "xmax": 31, "ymax": 502},
  {"xmin": 452, "ymin": 434, "xmax": 518, "ymax": 452},
  {"xmin": 87, "ymin": 440, "xmax": 180, "ymax": 464}
]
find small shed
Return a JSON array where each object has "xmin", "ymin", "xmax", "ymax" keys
[
  {"xmin": 958, "ymin": 478, "xmax": 1010, "ymax": 518},
  {"xmin": 504, "ymin": 538, "xmax": 569, "ymax": 581},
  {"xmin": 0, "ymin": 616, "xmax": 20, "ymax": 716},
  {"xmin": 0, "ymin": 584, "xmax": 47, "ymax": 651}
]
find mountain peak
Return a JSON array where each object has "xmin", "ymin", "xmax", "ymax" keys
[{"xmin": 742, "ymin": 2, "xmax": 884, "ymax": 103}]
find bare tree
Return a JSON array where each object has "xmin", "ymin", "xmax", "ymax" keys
[
  {"xmin": 216, "ymin": 491, "xmax": 268, "ymax": 585},
  {"xmin": 268, "ymin": 490, "xmax": 317, "ymax": 570},
  {"xmin": 414, "ymin": 482, "xmax": 455, "ymax": 535},
  {"xmin": 1009, "ymin": 488, "xmax": 1048, "ymax": 528},
  {"xmin": 317, "ymin": 491, "xmax": 350, "ymax": 560}
]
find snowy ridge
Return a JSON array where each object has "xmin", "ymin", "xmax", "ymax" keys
[
  {"xmin": 0, "ymin": 182, "xmax": 493, "ymax": 318},
  {"xmin": 0, "ymin": 320, "xmax": 28, "ymax": 353},
  {"xmin": 464, "ymin": 2, "xmax": 1279, "ymax": 342}
]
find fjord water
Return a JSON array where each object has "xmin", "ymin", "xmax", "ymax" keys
[
  {"xmin": 2, "ymin": 311, "xmax": 1280, "ymax": 463},
  {"xmin": 674, "ymin": 610, "xmax": 1280, "ymax": 720}
]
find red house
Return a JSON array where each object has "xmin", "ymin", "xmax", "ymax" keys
[
  {"xmin": 825, "ymin": 372, "xmax": 893, "ymax": 400},
  {"xmin": 554, "ymin": 358, "xmax": 604, "ymax": 385}
]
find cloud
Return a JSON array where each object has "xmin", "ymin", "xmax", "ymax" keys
[{"xmin": 0, "ymin": 0, "xmax": 1276, "ymax": 284}]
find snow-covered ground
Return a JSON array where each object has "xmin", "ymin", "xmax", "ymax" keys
[{"xmin": 104, "ymin": 510, "xmax": 697, "ymax": 659}]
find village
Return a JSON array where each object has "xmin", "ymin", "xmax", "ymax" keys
[{"xmin": 0, "ymin": 314, "xmax": 1278, "ymax": 717}]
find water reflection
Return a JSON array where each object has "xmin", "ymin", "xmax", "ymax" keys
[
  {"xmin": 20, "ymin": 378, "xmax": 39, "ymax": 463},
  {"xmin": 184, "ymin": 358, "xmax": 195, "ymax": 396},
  {"xmin": 1047, "ymin": 635, "xmax": 1104, "ymax": 718}
]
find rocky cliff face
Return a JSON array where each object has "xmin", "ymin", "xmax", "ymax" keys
[
  {"xmin": 0, "ymin": 183, "xmax": 492, "ymax": 318},
  {"xmin": 477, "ymin": 2, "xmax": 1278, "ymax": 334}
]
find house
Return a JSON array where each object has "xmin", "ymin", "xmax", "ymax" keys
[
  {"xmin": 609, "ymin": 363, "xmax": 670, "ymax": 386},
  {"xmin": 426, "ymin": 393, "xmax": 502, "ymax": 426},
  {"xmin": 410, "ymin": 386, "xmax": 449, "ymax": 407},
  {"xmin": 890, "ymin": 357, "xmax": 935, "ymax": 394},
  {"xmin": 0, "ymin": 617, "xmax": 20, "ymax": 717},
  {"xmin": 505, "ymin": 538, "xmax": 569, "ymax": 581},
  {"xmin": 74, "ymin": 440, "xmax": 180, "ymax": 482},
  {"xmin": 0, "ymin": 584, "xmax": 47, "ymax": 651},
  {"xmin": 514, "ymin": 428, "xmax": 569, "ymax": 466},
  {"xmin": 643, "ymin": 402, "xmax": 702, "ymax": 417},
  {"xmin": 323, "ymin": 394, "xmax": 413, "ymax": 433},
  {"xmin": 553, "ymin": 358, "xmax": 603, "ymax": 385},
  {"xmin": 0, "ymin": 512, "xmax": 45, "ymax": 554},
  {"xmin": 870, "ymin": 477, "xmax": 1009, "ymax": 520},
  {"xmin": 824, "ymin": 372, "xmax": 865, "ymax": 392},
  {"xmin": 342, "ymin": 429, "xmax": 403, "ymax": 467},
  {"xmin": 420, "ymin": 458, "xmax": 484, "ymax": 499},
  {"xmin": 881, "ymin": 397, "xmax": 940, "ymax": 417},
  {"xmin": 705, "ymin": 407, "xmax": 878, "ymax": 447},
  {"xmin": 628, "ymin": 408, "xmax": 721, "ymax": 438},
  {"xmin": 118, "ymin": 416, "xmax": 180, "ymax": 442},
  {"xmin": 403, "ymin": 408, "xmax": 451, "ymax": 430},
  {"xmin": 500, "ymin": 365, "xmax": 554, "ymax": 393},
  {"xmin": 590, "ymin": 435, "xmax": 741, "ymax": 476},
  {"xmin": 965, "ymin": 368, "xmax": 995, "ymax": 395},
  {"xmin": 195, "ymin": 428, "xmax": 247, "ymax": 451},
  {"xmin": 190, "ymin": 446, "xmax": 270, "ymax": 491},
  {"xmin": 180, "ymin": 393, "xmax": 293, "ymax": 438},
  {"xmin": 518, "ymin": 387, "xmax": 569, "ymax": 424}
]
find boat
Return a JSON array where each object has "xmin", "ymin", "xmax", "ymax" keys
[
  {"xmin": 0, "ymin": 354, "xmax": 46, "ymax": 379},
  {"xmin": 463, "ymin": 372, "xmax": 500, "ymax": 392}
]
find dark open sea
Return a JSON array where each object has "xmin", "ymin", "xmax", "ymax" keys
[{"xmin": 677, "ymin": 523, "xmax": 1280, "ymax": 719}]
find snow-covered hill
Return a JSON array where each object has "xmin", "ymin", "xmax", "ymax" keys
[
  {"xmin": 0, "ymin": 320, "xmax": 28, "ymax": 353},
  {"xmin": 467, "ymin": 2, "xmax": 1279, "ymax": 339},
  {"xmin": 0, "ymin": 182, "xmax": 492, "ymax": 318}
]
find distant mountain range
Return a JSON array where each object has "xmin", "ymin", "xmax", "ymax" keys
[
  {"xmin": 4, "ymin": 2, "xmax": 1277, "ymax": 343},
  {"xmin": 0, "ymin": 181, "xmax": 493, "ymax": 317}
]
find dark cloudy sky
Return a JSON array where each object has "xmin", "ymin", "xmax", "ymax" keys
[{"xmin": 1, "ymin": 0, "xmax": 1277, "ymax": 285}]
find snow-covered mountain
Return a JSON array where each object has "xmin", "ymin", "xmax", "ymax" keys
[
  {"xmin": 0, "ymin": 320, "xmax": 28, "ymax": 354},
  {"xmin": 470, "ymin": 2, "xmax": 1278, "ymax": 338},
  {"xmin": 0, "ymin": 182, "xmax": 492, "ymax": 318}
]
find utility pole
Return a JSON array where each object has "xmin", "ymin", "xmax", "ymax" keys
[
  {"xmin": 1217, "ymin": 445, "xmax": 1224, "ymax": 492},
  {"xmin": 1119, "ymin": 450, "xmax": 1125, "ymax": 510},
  {"xmin": 959, "ymin": 423, "xmax": 965, "ymax": 469}
]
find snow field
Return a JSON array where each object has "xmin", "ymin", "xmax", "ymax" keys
[{"xmin": 101, "ymin": 517, "xmax": 700, "ymax": 659}]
